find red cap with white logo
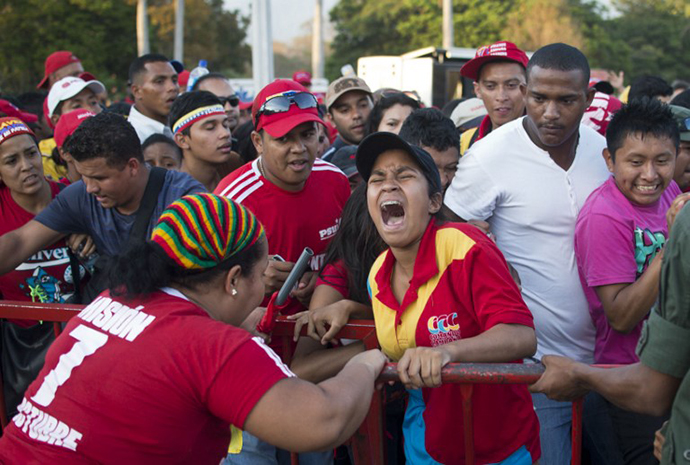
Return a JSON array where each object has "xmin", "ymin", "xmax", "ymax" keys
[
  {"xmin": 460, "ymin": 41, "xmax": 529, "ymax": 81},
  {"xmin": 54, "ymin": 108, "xmax": 96, "ymax": 148}
]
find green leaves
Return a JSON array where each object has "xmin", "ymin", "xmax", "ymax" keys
[
  {"xmin": 326, "ymin": 0, "xmax": 690, "ymax": 87},
  {"xmin": 0, "ymin": 0, "xmax": 249, "ymax": 96}
]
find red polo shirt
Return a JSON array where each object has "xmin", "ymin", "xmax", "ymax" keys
[{"xmin": 368, "ymin": 219, "xmax": 540, "ymax": 464}]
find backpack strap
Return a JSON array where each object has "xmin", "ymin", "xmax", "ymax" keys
[{"xmin": 129, "ymin": 167, "xmax": 167, "ymax": 243}]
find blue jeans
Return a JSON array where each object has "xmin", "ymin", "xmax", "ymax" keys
[
  {"xmin": 531, "ymin": 393, "xmax": 572, "ymax": 465},
  {"xmin": 223, "ymin": 430, "xmax": 333, "ymax": 465},
  {"xmin": 582, "ymin": 392, "xmax": 625, "ymax": 465}
]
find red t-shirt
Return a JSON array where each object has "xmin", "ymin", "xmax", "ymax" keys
[
  {"xmin": 0, "ymin": 182, "xmax": 78, "ymax": 325},
  {"xmin": 215, "ymin": 158, "xmax": 350, "ymax": 315},
  {"xmin": 315, "ymin": 260, "xmax": 349, "ymax": 299},
  {"xmin": 0, "ymin": 288, "xmax": 292, "ymax": 464},
  {"xmin": 369, "ymin": 220, "xmax": 540, "ymax": 464}
]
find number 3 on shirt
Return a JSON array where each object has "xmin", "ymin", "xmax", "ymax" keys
[{"xmin": 32, "ymin": 324, "xmax": 108, "ymax": 407}]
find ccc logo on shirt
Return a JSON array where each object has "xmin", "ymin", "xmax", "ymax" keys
[{"xmin": 427, "ymin": 313, "xmax": 459, "ymax": 334}]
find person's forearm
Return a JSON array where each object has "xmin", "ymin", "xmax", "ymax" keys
[
  {"xmin": 576, "ymin": 362, "xmax": 678, "ymax": 416},
  {"xmin": 315, "ymin": 359, "xmax": 379, "ymax": 447},
  {"xmin": 344, "ymin": 301, "xmax": 372, "ymax": 319},
  {"xmin": 0, "ymin": 232, "xmax": 25, "ymax": 275},
  {"xmin": 604, "ymin": 254, "xmax": 661, "ymax": 333},
  {"xmin": 443, "ymin": 324, "xmax": 536, "ymax": 363},
  {"xmin": 291, "ymin": 341, "xmax": 365, "ymax": 383}
]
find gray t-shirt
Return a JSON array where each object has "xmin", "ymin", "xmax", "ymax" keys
[{"xmin": 35, "ymin": 170, "xmax": 204, "ymax": 257}]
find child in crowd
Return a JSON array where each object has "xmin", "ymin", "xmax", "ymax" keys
[
  {"xmin": 142, "ymin": 133, "xmax": 182, "ymax": 171},
  {"xmin": 575, "ymin": 98, "xmax": 689, "ymax": 464}
]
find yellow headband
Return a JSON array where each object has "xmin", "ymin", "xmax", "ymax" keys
[{"xmin": 172, "ymin": 105, "xmax": 225, "ymax": 135}]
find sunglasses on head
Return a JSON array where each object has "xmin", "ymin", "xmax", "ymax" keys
[
  {"xmin": 219, "ymin": 95, "xmax": 240, "ymax": 107},
  {"xmin": 255, "ymin": 91, "xmax": 318, "ymax": 127}
]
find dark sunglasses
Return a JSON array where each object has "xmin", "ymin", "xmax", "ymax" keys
[
  {"xmin": 219, "ymin": 95, "xmax": 240, "ymax": 107},
  {"xmin": 255, "ymin": 91, "xmax": 318, "ymax": 126}
]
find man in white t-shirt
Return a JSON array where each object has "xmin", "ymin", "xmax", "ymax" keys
[
  {"xmin": 444, "ymin": 43, "xmax": 609, "ymax": 464},
  {"xmin": 128, "ymin": 54, "xmax": 179, "ymax": 142}
]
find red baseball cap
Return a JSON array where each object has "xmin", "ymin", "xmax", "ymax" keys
[
  {"xmin": 252, "ymin": 79, "xmax": 322, "ymax": 138},
  {"xmin": 37, "ymin": 51, "xmax": 82, "ymax": 89},
  {"xmin": 292, "ymin": 70, "xmax": 312, "ymax": 86},
  {"xmin": 178, "ymin": 70, "xmax": 191, "ymax": 90},
  {"xmin": 54, "ymin": 109, "xmax": 96, "ymax": 148},
  {"xmin": 0, "ymin": 100, "xmax": 38, "ymax": 124},
  {"xmin": 460, "ymin": 41, "xmax": 529, "ymax": 81}
]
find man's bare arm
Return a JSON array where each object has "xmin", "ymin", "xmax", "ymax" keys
[
  {"xmin": 530, "ymin": 356, "xmax": 681, "ymax": 417},
  {"xmin": 0, "ymin": 220, "xmax": 65, "ymax": 275}
]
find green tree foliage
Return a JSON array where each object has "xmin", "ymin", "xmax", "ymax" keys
[
  {"xmin": 609, "ymin": 0, "xmax": 690, "ymax": 82},
  {"xmin": 0, "ymin": 0, "xmax": 250, "ymax": 96},
  {"xmin": 327, "ymin": 0, "xmax": 690, "ymax": 84},
  {"xmin": 327, "ymin": 0, "xmax": 512, "ymax": 79},
  {"xmin": 149, "ymin": 0, "xmax": 250, "ymax": 76},
  {"xmin": 0, "ymin": 0, "xmax": 137, "ymax": 94}
]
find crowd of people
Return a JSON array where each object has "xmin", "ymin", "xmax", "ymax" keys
[{"xmin": 0, "ymin": 39, "xmax": 688, "ymax": 465}]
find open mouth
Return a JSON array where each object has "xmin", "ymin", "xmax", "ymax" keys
[
  {"xmin": 381, "ymin": 200, "xmax": 405, "ymax": 227},
  {"xmin": 288, "ymin": 159, "xmax": 309, "ymax": 171}
]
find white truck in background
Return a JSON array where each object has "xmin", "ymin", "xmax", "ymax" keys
[{"xmin": 357, "ymin": 47, "xmax": 478, "ymax": 108}]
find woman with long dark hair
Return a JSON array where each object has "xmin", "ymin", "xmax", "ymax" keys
[
  {"xmin": 359, "ymin": 132, "xmax": 541, "ymax": 464},
  {"xmin": 0, "ymin": 193, "xmax": 386, "ymax": 464},
  {"xmin": 289, "ymin": 183, "xmax": 386, "ymax": 381}
]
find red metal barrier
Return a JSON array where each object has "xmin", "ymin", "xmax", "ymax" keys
[{"xmin": 0, "ymin": 301, "xmax": 588, "ymax": 464}]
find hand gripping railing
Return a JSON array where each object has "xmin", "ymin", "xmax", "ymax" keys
[{"xmin": 0, "ymin": 301, "xmax": 585, "ymax": 464}]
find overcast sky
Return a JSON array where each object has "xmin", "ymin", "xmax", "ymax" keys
[{"xmin": 223, "ymin": 0, "xmax": 339, "ymax": 44}]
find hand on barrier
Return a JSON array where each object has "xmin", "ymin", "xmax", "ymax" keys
[
  {"xmin": 528, "ymin": 355, "xmax": 589, "ymax": 400},
  {"xmin": 346, "ymin": 348, "xmax": 387, "ymax": 380},
  {"xmin": 288, "ymin": 300, "xmax": 353, "ymax": 344},
  {"xmin": 397, "ymin": 346, "xmax": 452, "ymax": 390}
]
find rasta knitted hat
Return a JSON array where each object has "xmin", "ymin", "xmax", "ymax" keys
[{"xmin": 151, "ymin": 193, "xmax": 265, "ymax": 270}]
